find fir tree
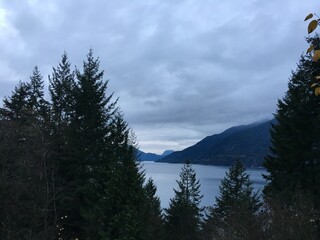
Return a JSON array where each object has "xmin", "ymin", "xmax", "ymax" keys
[
  {"xmin": 1, "ymin": 66, "xmax": 48, "ymax": 124},
  {"xmin": 0, "ymin": 77, "xmax": 56, "ymax": 239},
  {"xmin": 28, "ymin": 66, "xmax": 49, "ymax": 123},
  {"xmin": 48, "ymin": 53, "xmax": 76, "ymax": 237},
  {"xmin": 165, "ymin": 161, "xmax": 203, "ymax": 240},
  {"xmin": 49, "ymin": 52, "xmax": 75, "ymax": 132},
  {"xmin": 58, "ymin": 49, "xmax": 117, "ymax": 239},
  {"xmin": 264, "ymin": 36, "xmax": 320, "ymax": 208},
  {"xmin": 102, "ymin": 113, "xmax": 148, "ymax": 240},
  {"xmin": 203, "ymin": 159, "xmax": 261, "ymax": 240},
  {"xmin": 144, "ymin": 178, "xmax": 165, "ymax": 240},
  {"xmin": 0, "ymin": 50, "xmax": 171, "ymax": 239},
  {"xmin": 215, "ymin": 160, "xmax": 260, "ymax": 217},
  {"xmin": 1, "ymin": 81, "xmax": 30, "ymax": 121}
]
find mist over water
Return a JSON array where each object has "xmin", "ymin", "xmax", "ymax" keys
[{"xmin": 142, "ymin": 162, "xmax": 266, "ymax": 209}]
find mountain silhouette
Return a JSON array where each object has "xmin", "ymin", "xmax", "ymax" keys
[{"xmin": 157, "ymin": 120, "xmax": 274, "ymax": 167}]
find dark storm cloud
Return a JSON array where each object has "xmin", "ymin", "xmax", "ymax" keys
[{"xmin": 0, "ymin": 0, "xmax": 318, "ymax": 153}]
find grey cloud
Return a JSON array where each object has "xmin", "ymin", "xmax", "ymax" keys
[{"xmin": 0, "ymin": 0, "xmax": 318, "ymax": 153}]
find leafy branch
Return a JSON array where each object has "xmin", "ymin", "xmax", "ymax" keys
[{"xmin": 305, "ymin": 13, "xmax": 320, "ymax": 95}]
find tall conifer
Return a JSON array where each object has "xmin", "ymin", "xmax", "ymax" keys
[
  {"xmin": 144, "ymin": 178, "xmax": 165, "ymax": 240},
  {"xmin": 28, "ymin": 66, "xmax": 49, "ymax": 123},
  {"xmin": 102, "ymin": 114, "xmax": 148, "ymax": 240},
  {"xmin": 58, "ymin": 49, "xmax": 116, "ymax": 239},
  {"xmin": 0, "ymin": 70, "xmax": 56, "ymax": 239},
  {"xmin": 165, "ymin": 162, "xmax": 203, "ymax": 240},
  {"xmin": 49, "ymin": 52, "xmax": 75, "ymax": 132},
  {"xmin": 203, "ymin": 160, "xmax": 261, "ymax": 239},
  {"xmin": 264, "ymin": 36, "xmax": 320, "ymax": 208},
  {"xmin": 1, "ymin": 81, "xmax": 30, "ymax": 121}
]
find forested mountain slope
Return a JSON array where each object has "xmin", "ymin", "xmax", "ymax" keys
[{"xmin": 158, "ymin": 120, "xmax": 274, "ymax": 167}]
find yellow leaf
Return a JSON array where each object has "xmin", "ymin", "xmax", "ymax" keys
[
  {"xmin": 311, "ymin": 83, "xmax": 318, "ymax": 88},
  {"xmin": 307, "ymin": 45, "xmax": 315, "ymax": 53},
  {"xmin": 304, "ymin": 13, "xmax": 313, "ymax": 21},
  {"xmin": 315, "ymin": 76, "xmax": 320, "ymax": 80},
  {"xmin": 315, "ymin": 87, "xmax": 320, "ymax": 96},
  {"xmin": 308, "ymin": 20, "xmax": 318, "ymax": 34},
  {"xmin": 313, "ymin": 50, "xmax": 320, "ymax": 61}
]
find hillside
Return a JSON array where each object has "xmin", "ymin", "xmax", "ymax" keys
[
  {"xmin": 158, "ymin": 120, "xmax": 274, "ymax": 167},
  {"xmin": 136, "ymin": 149, "xmax": 174, "ymax": 161}
]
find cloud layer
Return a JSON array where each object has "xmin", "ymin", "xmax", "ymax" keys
[{"xmin": 0, "ymin": 0, "xmax": 318, "ymax": 153}]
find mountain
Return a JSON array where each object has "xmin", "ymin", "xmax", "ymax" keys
[
  {"xmin": 157, "ymin": 120, "xmax": 274, "ymax": 167},
  {"xmin": 161, "ymin": 150, "xmax": 174, "ymax": 156},
  {"xmin": 136, "ymin": 149, "xmax": 174, "ymax": 161}
]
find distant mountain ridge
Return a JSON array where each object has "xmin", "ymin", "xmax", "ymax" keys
[
  {"xmin": 136, "ymin": 149, "xmax": 174, "ymax": 161},
  {"xmin": 157, "ymin": 120, "xmax": 274, "ymax": 167}
]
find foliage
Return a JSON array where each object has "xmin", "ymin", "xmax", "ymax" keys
[
  {"xmin": 49, "ymin": 52, "xmax": 75, "ymax": 132},
  {"xmin": 0, "ymin": 68, "xmax": 56, "ymax": 239},
  {"xmin": 260, "ymin": 192, "xmax": 319, "ymax": 240},
  {"xmin": 215, "ymin": 160, "xmax": 260, "ymax": 217},
  {"xmin": 144, "ymin": 178, "xmax": 165, "ymax": 240},
  {"xmin": 53, "ymin": 49, "xmax": 117, "ymax": 239},
  {"xmin": 165, "ymin": 162, "xmax": 203, "ymax": 240},
  {"xmin": 263, "ymin": 38, "xmax": 320, "ymax": 209},
  {"xmin": 100, "ymin": 114, "xmax": 150, "ymax": 240},
  {"xmin": 203, "ymin": 159, "xmax": 261, "ymax": 240},
  {"xmin": 0, "ymin": 50, "xmax": 161, "ymax": 240},
  {"xmin": 304, "ymin": 13, "xmax": 320, "ymax": 95},
  {"xmin": 4, "ymin": 42, "xmax": 320, "ymax": 239}
]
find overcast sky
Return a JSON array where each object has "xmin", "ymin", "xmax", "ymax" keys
[{"xmin": 0, "ymin": 0, "xmax": 318, "ymax": 154}]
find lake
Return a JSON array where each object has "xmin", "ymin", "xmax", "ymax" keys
[{"xmin": 141, "ymin": 161, "xmax": 266, "ymax": 209}]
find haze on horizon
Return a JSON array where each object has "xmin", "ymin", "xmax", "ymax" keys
[{"xmin": 0, "ymin": 0, "xmax": 318, "ymax": 154}]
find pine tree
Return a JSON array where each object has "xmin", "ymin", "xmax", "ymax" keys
[
  {"xmin": 48, "ymin": 53, "xmax": 76, "ymax": 238},
  {"xmin": 0, "ymin": 76, "xmax": 56, "ymax": 239},
  {"xmin": 57, "ymin": 49, "xmax": 117, "ymax": 239},
  {"xmin": 1, "ymin": 50, "xmax": 171, "ymax": 239},
  {"xmin": 101, "ymin": 113, "xmax": 149, "ymax": 240},
  {"xmin": 165, "ymin": 162, "xmax": 203, "ymax": 240},
  {"xmin": 49, "ymin": 52, "xmax": 75, "ymax": 132},
  {"xmin": 203, "ymin": 159, "xmax": 261, "ymax": 240},
  {"xmin": 215, "ymin": 160, "xmax": 260, "ymax": 217},
  {"xmin": 144, "ymin": 178, "xmax": 165, "ymax": 240},
  {"xmin": 1, "ymin": 67, "xmax": 49, "ymax": 125},
  {"xmin": 28, "ymin": 66, "xmax": 49, "ymax": 123},
  {"xmin": 0, "ymin": 81, "xmax": 30, "ymax": 121},
  {"xmin": 264, "ymin": 36, "xmax": 320, "ymax": 208}
]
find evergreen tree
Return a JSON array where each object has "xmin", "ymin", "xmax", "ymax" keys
[
  {"xmin": 0, "ymin": 81, "xmax": 30, "ymax": 121},
  {"xmin": 49, "ymin": 52, "xmax": 75, "ymax": 132},
  {"xmin": 1, "ymin": 67, "xmax": 48, "ymax": 125},
  {"xmin": 28, "ymin": 66, "xmax": 49, "ymax": 123},
  {"xmin": 165, "ymin": 162, "xmax": 203, "ymax": 240},
  {"xmin": 203, "ymin": 160, "xmax": 261, "ymax": 240},
  {"xmin": 0, "ymin": 50, "xmax": 168, "ymax": 239},
  {"xmin": 48, "ymin": 53, "xmax": 76, "ymax": 238},
  {"xmin": 58, "ymin": 49, "xmax": 117, "ymax": 239},
  {"xmin": 215, "ymin": 160, "xmax": 260, "ymax": 217},
  {"xmin": 144, "ymin": 178, "xmax": 165, "ymax": 240},
  {"xmin": 0, "ymin": 76, "xmax": 56, "ymax": 239},
  {"xmin": 102, "ymin": 114, "xmax": 148, "ymax": 240},
  {"xmin": 264, "ymin": 36, "xmax": 320, "ymax": 208}
]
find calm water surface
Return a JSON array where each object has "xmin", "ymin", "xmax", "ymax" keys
[{"xmin": 141, "ymin": 161, "xmax": 266, "ymax": 209}]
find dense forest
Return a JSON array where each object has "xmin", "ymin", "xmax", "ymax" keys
[{"xmin": 0, "ymin": 39, "xmax": 319, "ymax": 239}]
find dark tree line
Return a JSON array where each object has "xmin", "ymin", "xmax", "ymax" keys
[
  {"xmin": 263, "ymin": 36, "xmax": 320, "ymax": 239},
  {"xmin": 0, "ymin": 50, "xmax": 163, "ymax": 240},
  {"xmin": 168, "ymin": 36, "xmax": 320, "ymax": 240},
  {"xmin": 1, "ymin": 34, "xmax": 320, "ymax": 239},
  {"xmin": 0, "ymin": 49, "xmax": 261, "ymax": 240},
  {"xmin": 200, "ymin": 36, "xmax": 320, "ymax": 240}
]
